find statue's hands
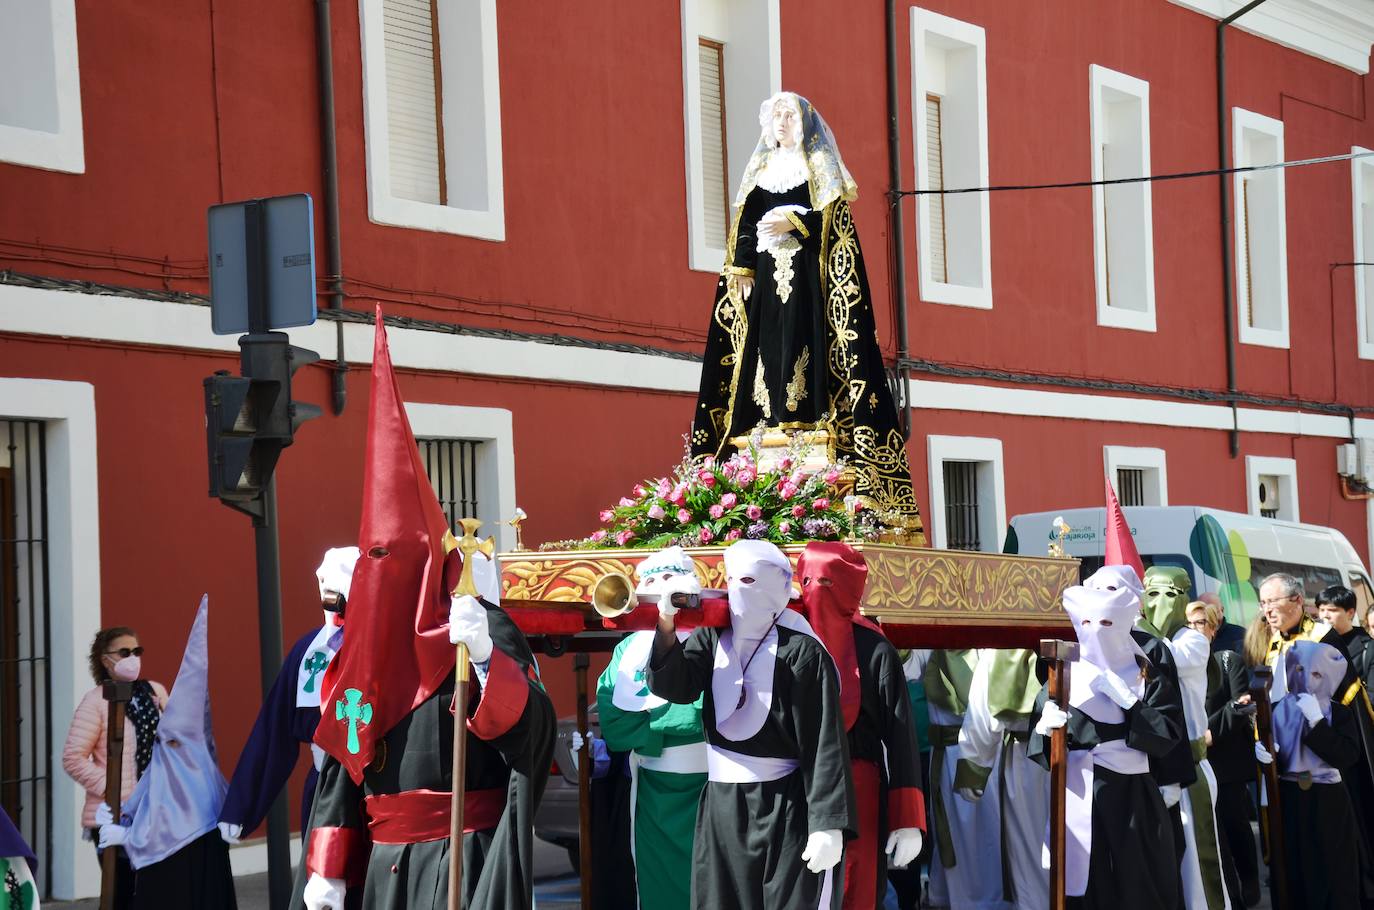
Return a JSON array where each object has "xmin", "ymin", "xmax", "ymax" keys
[
  {"xmin": 730, "ymin": 274, "xmax": 755, "ymax": 301},
  {"xmin": 758, "ymin": 208, "xmax": 793, "ymax": 240}
]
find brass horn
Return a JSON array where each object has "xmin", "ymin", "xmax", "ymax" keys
[{"xmin": 591, "ymin": 572, "xmax": 638, "ymax": 618}]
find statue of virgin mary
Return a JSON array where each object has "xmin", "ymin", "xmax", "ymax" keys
[{"xmin": 690, "ymin": 91, "xmax": 924, "ymax": 538}]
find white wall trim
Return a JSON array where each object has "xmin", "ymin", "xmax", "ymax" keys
[
  {"xmin": 1353, "ymin": 145, "xmax": 1374, "ymax": 360},
  {"xmin": 0, "ymin": 0, "xmax": 85, "ymax": 173},
  {"xmin": 357, "ymin": 0, "xmax": 505, "ymax": 240},
  {"xmin": 911, "ymin": 7, "xmax": 993, "ymax": 310},
  {"xmin": 404, "ymin": 402, "xmax": 518, "ymax": 551},
  {"xmin": 0, "ymin": 378, "xmax": 100, "ymax": 899},
  {"xmin": 1089, "ymin": 64, "xmax": 1156, "ymax": 333},
  {"xmin": 1166, "ymin": 0, "xmax": 1374, "ymax": 75},
  {"xmin": 1232, "ymin": 107, "xmax": 1290, "ymax": 349},
  {"xmin": 1245, "ymin": 454, "xmax": 1299, "ymax": 520},
  {"xmin": 926, "ymin": 434, "xmax": 1006, "ymax": 551},
  {"xmin": 1103, "ymin": 445, "xmax": 1169, "ymax": 505}
]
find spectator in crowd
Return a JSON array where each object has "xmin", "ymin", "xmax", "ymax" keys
[
  {"xmin": 1199, "ymin": 592, "xmax": 1246, "ymax": 655},
  {"xmin": 1316, "ymin": 585, "xmax": 1372, "ymax": 682},
  {"xmin": 1191, "ymin": 601, "xmax": 1261, "ymax": 907},
  {"xmin": 62, "ymin": 627, "xmax": 167, "ymax": 910},
  {"xmin": 1242, "ymin": 612, "xmax": 1271, "ymax": 670}
]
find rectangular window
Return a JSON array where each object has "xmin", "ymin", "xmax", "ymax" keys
[
  {"xmin": 1117, "ymin": 468, "xmax": 1145, "ymax": 507},
  {"xmin": 360, "ymin": 0, "xmax": 505, "ymax": 240},
  {"xmin": 1090, "ymin": 65, "xmax": 1155, "ymax": 332},
  {"xmin": 698, "ymin": 38, "xmax": 730, "ymax": 251},
  {"xmin": 682, "ymin": 0, "xmax": 780, "ymax": 272},
  {"xmin": 1353, "ymin": 146, "xmax": 1374, "ymax": 360},
  {"xmin": 912, "ymin": 8, "xmax": 992, "ymax": 310},
  {"xmin": 1103, "ymin": 445, "xmax": 1168, "ymax": 506},
  {"xmin": 1233, "ymin": 109, "xmax": 1289, "ymax": 348},
  {"xmin": 927, "ymin": 435, "xmax": 1006, "ymax": 552},
  {"xmin": 942, "ymin": 460, "xmax": 981, "ymax": 550},
  {"xmin": 1245, "ymin": 455, "xmax": 1299, "ymax": 521},
  {"xmin": 0, "ymin": 0, "xmax": 84, "ymax": 173},
  {"xmin": 417, "ymin": 437, "xmax": 482, "ymax": 533}
]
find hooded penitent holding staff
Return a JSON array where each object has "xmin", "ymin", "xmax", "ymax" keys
[{"xmin": 689, "ymin": 91, "xmax": 923, "ymax": 538}]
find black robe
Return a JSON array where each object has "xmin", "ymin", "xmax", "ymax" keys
[
  {"xmin": 1028, "ymin": 658, "xmax": 1186, "ymax": 910},
  {"xmin": 648, "ymin": 624, "xmax": 856, "ymax": 910},
  {"xmin": 131, "ymin": 829, "xmax": 237, "ymax": 910},
  {"xmin": 296, "ymin": 603, "xmax": 555, "ymax": 910},
  {"xmin": 1205, "ymin": 649, "xmax": 1261, "ymax": 906}
]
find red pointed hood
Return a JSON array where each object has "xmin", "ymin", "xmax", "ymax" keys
[
  {"xmin": 1104, "ymin": 475, "xmax": 1145, "ymax": 583},
  {"xmin": 314, "ymin": 306, "xmax": 458, "ymax": 783},
  {"xmin": 797, "ymin": 541, "xmax": 879, "ymax": 731}
]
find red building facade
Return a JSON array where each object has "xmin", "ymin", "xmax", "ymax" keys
[{"xmin": 2, "ymin": 0, "xmax": 1373, "ymax": 897}]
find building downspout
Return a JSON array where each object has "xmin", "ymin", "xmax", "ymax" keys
[
  {"xmin": 316, "ymin": 0, "xmax": 348, "ymax": 415},
  {"xmin": 886, "ymin": 0, "xmax": 912, "ymax": 439},
  {"xmin": 1217, "ymin": 0, "xmax": 1270, "ymax": 456}
]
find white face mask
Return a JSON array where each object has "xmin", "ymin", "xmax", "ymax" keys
[
  {"xmin": 110, "ymin": 655, "xmax": 141, "ymax": 682},
  {"xmin": 727, "ymin": 566, "xmax": 791, "ymax": 640}
]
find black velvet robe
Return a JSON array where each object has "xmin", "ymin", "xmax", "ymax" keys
[
  {"xmin": 295, "ymin": 604, "xmax": 554, "ymax": 910},
  {"xmin": 1028, "ymin": 658, "xmax": 1185, "ymax": 910},
  {"xmin": 648, "ymin": 624, "xmax": 855, "ymax": 910},
  {"xmin": 131, "ymin": 829, "xmax": 237, "ymax": 910}
]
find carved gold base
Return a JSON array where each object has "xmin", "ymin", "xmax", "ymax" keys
[{"xmin": 500, "ymin": 543, "xmax": 1078, "ymax": 629}]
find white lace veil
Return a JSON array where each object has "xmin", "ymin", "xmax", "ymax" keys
[{"xmin": 733, "ymin": 92, "xmax": 858, "ymax": 211}]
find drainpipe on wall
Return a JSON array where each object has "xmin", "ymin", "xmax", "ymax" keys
[
  {"xmin": 886, "ymin": 0, "xmax": 912, "ymax": 439},
  {"xmin": 316, "ymin": 0, "xmax": 348, "ymax": 416},
  {"xmin": 1217, "ymin": 0, "xmax": 1271, "ymax": 457}
]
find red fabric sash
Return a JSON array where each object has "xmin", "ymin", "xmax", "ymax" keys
[{"xmin": 365, "ymin": 788, "xmax": 506, "ymax": 844}]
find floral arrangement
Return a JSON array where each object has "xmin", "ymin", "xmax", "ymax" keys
[{"xmin": 541, "ymin": 435, "xmax": 880, "ymax": 551}]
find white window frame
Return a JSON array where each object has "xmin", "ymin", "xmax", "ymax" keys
[
  {"xmin": 1103, "ymin": 445, "xmax": 1168, "ymax": 506},
  {"xmin": 926, "ymin": 435, "xmax": 1006, "ymax": 551},
  {"xmin": 0, "ymin": 0, "xmax": 84, "ymax": 173},
  {"xmin": 1090, "ymin": 65, "xmax": 1156, "ymax": 332},
  {"xmin": 681, "ymin": 0, "xmax": 781, "ymax": 273},
  {"xmin": 911, "ymin": 8, "xmax": 992, "ymax": 310},
  {"xmin": 1245, "ymin": 454, "xmax": 1299, "ymax": 521},
  {"xmin": 1353, "ymin": 145, "xmax": 1374, "ymax": 360},
  {"xmin": 404, "ymin": 402, "xmax": 517, "ymax": 550},
  {"xmin": 358, "ymin": 0, "xmax": 505, "ymax": 241},
  {"xmin": 1232, "ymin": 108, "xmax": 1289, "ymax": 348}
]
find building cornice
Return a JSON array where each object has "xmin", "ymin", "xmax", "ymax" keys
[{"xmin": 1169, "ymin": 0, "xmax": 1374, "ymax": 74}]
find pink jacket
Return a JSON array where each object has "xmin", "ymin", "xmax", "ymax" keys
[{"xmin": 62, "ymin": 682, "xmax": 167, "ymax": 829}]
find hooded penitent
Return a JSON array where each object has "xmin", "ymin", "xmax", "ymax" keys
[
  {"xmin": 313, "ymin": 307, "xmax": 462, "ymax": 784},
  {"xmin": 798, "ymin": 541, "xmax": 882, "ymax": 731},
  {"xmin": 1063, "ymin": 580, "xmax": 1147, "ymax": 712},
  {"xmin": 1272, "ymin": 640, "xmax": 1348, "ymax": 783},
  {"xmin": 121, "ymin": 596, "xmax": 227, "ymax": 869},
  {"xmin": 1140, "ymin": 566, "xmax": 1192, "ymax": 639}
]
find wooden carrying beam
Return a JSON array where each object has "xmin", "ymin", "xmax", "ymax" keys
[{"xmin": 1038, "ymin": 639, "xmax": 1078, "ymax": 910}]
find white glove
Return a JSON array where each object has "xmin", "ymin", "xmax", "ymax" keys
[
  {"xmin": 1255, "ymin": 741, "xmax": 1274, "ymax": 765},
  {"xmin": 1034, "ymin": 702, "xmax": 1069, "ymax": 736},
  {"xmin": 569, "ymin": 730, "xmax": 585, "ymax": 771},
  {"xmin": 1296, "ymin": 693, "xmax": 1324, "ymax": 726},
  {"xmin": 1159, "ymin": 784, "xmax": 1181, "ymax": 809},
  {"xmin": 97, "ymin": 823, "xmax": 128, "ymax": 849},
  {"xmin": 448, "ymin": 594, "xmax": 493, "ymax": 664},
  {"xmin": 1090, "ymin": 672, "xmax": 1139, "ymax": 709},
  {"xmin": 218, "ymin": 822, "xmax": 242, "ymax": 844},
  {"xmin": 303, "ymin": 873, "xmax": 347, "ymax": 910},
  {"xmin": 801, "ymin": 829, "xmax": 844, "ymax": 874},
  {"xmin": 955, "ymin": 787, "xmax": 983, "ymax": 803},
  {"xmin": 885, "ymin": 827, "xmax": 923, "ymax": 868},
  {"xmin": 93, "ymin": 802, "xmax": 115, "ymax": 827}
]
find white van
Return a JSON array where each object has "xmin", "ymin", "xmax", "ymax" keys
[{"xmin": 1004, "ymin": 506, "xmax": 1373, "ymax": 627}]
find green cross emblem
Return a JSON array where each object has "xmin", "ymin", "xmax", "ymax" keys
[
  {"xmin": 633, "ymin": 666, "xmax": 649, "ymax": 698},
  {"xmin": 335, "ymin": 687, "xmax": 373, "ymax": 755},
  {"xmin": 302, "ymin": 651, "xmax": 330, "ymax": 694}
]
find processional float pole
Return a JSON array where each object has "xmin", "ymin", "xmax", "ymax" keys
[
  {"xmin": 1039, "ymin": 639, "xmax": 1078, "ymax": 910},
  {"xmin": 99, "ymin": 681, "xmax": 133, "ymax": 910},
  {"xmin": 1250, "ymin": 666, "xmax": 1287, "ymax": 909},
  {"xmin": 447, "ymin": 518, "xmax": 494, "ymax": 910}
]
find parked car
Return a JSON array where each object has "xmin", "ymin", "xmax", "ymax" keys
[{"xmin": 534, "ymin": 706, "xmax": 600, "ymax": 872}]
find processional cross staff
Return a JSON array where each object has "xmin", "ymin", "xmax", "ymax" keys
[
  {"xmin": 99, "ymin": 680, "xmax": 133, "ymax": 910},
  {"xmin": 1039, "ymin": 638, "xmax": 1078, "ymax": 910},
  {"xmin": 1250, "ymin": 666, "xmax": 1287, "ymax": 909},
  {"xmin": 446, "ymin": 517, "xmax": 495, "ymax": 910}
]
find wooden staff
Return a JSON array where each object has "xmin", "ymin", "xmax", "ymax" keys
[
  {"xmin": 1039, "ymin": 639, "xmax": 1078, "ymax": 910},
  {"xmin": 99, "ymin": 680, "xmax": 133, "ymax": 910},
  {"xmin": 1250, "ymin": 666, "xmax": 1287, "ymax": 910},
  {"xmin": 448, "ymin": 518, "xmax": 495, "ymax": 910},
  {"xmin": 574, "ymin": 652, "xmax": 593, "ymax": 909}
]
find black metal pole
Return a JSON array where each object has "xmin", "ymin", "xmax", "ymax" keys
[
  {"xmin": 254, "ymin": 478, "xmax": 292, "ymax": 910},
  {"xmin": 885, "ymin": 0, "xmax": 912, "ymax": 439},
  {"xmin": 314, "ymin": 0, "xmax": 347, "ymax": 416}
]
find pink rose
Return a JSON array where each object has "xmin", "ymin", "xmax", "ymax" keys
[
  {"xmin": 812, "ymin": 498, "xmax": 830, "ymax": 512},
  {"xmin": 745, "ymin": 505, "xmax": 763, "ymax": 520},
  {"xmin": 852, "ymin": 499, "xmax": 866, "ymax": 512},
  {"xmin": 823, "ymin": 468, "xmax": 841, "ymax": 485},
  {"xmin": 725, "ymin": 528, "xmax": 743, "ymax": 541},
  {"xmin": 590, "ymin": 530, "xmax": 608, "ymax": 542},
  {"xmin": 779, "ymin": 482, "xmax": 799, "ymax": 501},
  {"xmin": 778, "ymin": 456, "xmax": 794, "ymax": 471},
  {"xmin": 647, "ymin": 504, "xmax": 667, "ymax": 520},
  {"xmin": 791, "ymin": 504, "xmax": 806, "ymax": 518},
  {"xmin": 670, "ymin": 483, "xmax": 688, "ymax": 505},
  {"xmin": 789, "ymin": 470, "xmax": 806, "ymax": 488},
  {"xmin": 615, "ymin": 529, "xmax": 636, "ymax": 545},
  {"xmin": 709, "ymin": 504, "xmax": 725, "ymax": 519},
  {"xmin": 736, "ymin": 467, "xmax": 757, "ymax": 486},
  {"xmin": 599, "ymin": 509, "xmax": 614, "ymax": 523},
  {"xmin": 699, "ymin": 526, "xmax": 715, "ymax": 544},
  {"xmin": 720, "ymin": 493, "xmax": 738, "ymax": 508},
  {"xmin": 779, "ymin": 520, "xmax": 792, "ymax": 535},
  {"xmin": 656, "ymin": 479, "xmax": 672, "ymax": 498},
  {"xmin": 721, "ymin": 462, "xmax": 737, "ymax": 478},
  {"xmin": 633, "ymin": 484, "xmax": 647, "ymax": 498},
  {"xmin": 697, "ymin": 470, "xmax": 717, "ymax": 488},
  {"xmin": 703, "ymin": 455, "xmax": 716, "ymax": 469},
  {"xmin": 677, "ymin": 508, "xmax": 692, "ymax": 523},
  {"xmin": 619, "ymin": 496, "xmax": 636, "ymax": 507}
]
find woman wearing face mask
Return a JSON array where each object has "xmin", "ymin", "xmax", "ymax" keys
[{"xmin": 62, "ymin": 627, "xmax": 168, "ymax": 909}]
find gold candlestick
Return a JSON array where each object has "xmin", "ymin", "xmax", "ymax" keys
[{"xmin": 508, "ymin": 507, "xmax": 528, "ymax": 552}]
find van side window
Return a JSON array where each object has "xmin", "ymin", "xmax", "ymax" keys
[
  {"xmin": 1350, "ymin": 571, "xmax": 1374, "ymax": 626},
  {"xmin": 1078, "ymin": 554, "xmax": 1194, "ymax": 592},
  {"xmin": 1246, "ymin": 558, "xmax": 1342, "ymax": 603}
]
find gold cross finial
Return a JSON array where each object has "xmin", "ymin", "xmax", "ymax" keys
[{"xmin": 447, "ymin": 518, "xmax": 495, "ymax": 597}]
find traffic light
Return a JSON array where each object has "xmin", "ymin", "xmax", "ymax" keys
[{"xmin": 204, "ymin": 332, "xmax": 321, "ymax": 516}]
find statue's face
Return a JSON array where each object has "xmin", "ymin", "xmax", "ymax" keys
[
  {"xmin": 772, "ymin": 100, "xmax": 800, "ymax": 149},
  {"xmin": 1142, "ymin": 566, "xmax": 1191, "ymax": 637}
]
